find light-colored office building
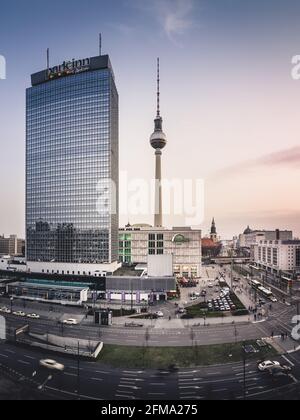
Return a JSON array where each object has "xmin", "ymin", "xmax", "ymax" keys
[
  {"xmin": 253, "ymin": 240, "xmax": 300, "ymax": 274},
  {"xmin": 239, "ymin": 227, "xmax": 293, "ymax": 249},
  {"xmin": 119, "ymin": 225, "xmax": 202, "ymax": 278}
]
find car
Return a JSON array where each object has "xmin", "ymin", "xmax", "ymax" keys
[
  {"xmin": 0, "ymin": 307, "xmax": 11, "ymax": 314},
  {"xmin": 190, "ymin": 296, "xmax": 198, "ymax": 301},
  {"xmin": 201, "ymin": 290, "xmax": 207, "ymax": 297},
  {"xmin": 62, "ymin": 319, "xmax": 78, "ymax": 325},
  {"xmin": 178, "ymin": 308, "xmax": 186, "ymax": 314},
  {"xmin": 39, "ymin": 359, "xmax": 65, "ymax": 372},
  {"xmin": 270, "ymin": 296, "xmax": 278, "ymax": 303},
  {"xmin": 194, "ymin": 292, "xmax": 201, "ymax": 297},
  {"xmin": 155, "ymin": 311, "xmax": 164, "ymax": 318},
  {"xmin": 258, "ymin": 361, "xmax": 280, "ymax": 372},
  {"xmin": 208, "ymin": 283, "xmax": 214, "ymax": 288},
  {"xmin": 13, "ymin": 311, "xmax": 26, "ymax": 317},
  {"xmin": 27, "ymin": 313, "xmax": 40, "ymax": 319}
]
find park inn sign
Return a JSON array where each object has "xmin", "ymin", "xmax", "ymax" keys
[{"xmin": 48, "ymin": 58, "xmax": 90, "ymax": 79}]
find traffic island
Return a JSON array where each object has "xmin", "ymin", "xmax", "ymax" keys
[{"xmin": 97, "ymin": 340, "xmax": 278, "ymax": 369}]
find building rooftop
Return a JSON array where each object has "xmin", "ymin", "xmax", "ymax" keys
[
  {"xmin": 10, "ymin": 281, "xmax": 89, "ymax": 292},
  {"xmin": 112, "ymin": 265, "xmax": 144, "ymax": 277}
]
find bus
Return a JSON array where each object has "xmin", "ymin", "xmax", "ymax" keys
[
  {"xmin": 251, "ymin": 280, "xmax": 262, "ymax": 290},
  {"xmin": 257, "ymin": 286, "xmax": 274, "ymax": 300}
]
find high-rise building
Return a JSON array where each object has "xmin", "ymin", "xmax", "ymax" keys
[
  {"xmin": 150, "ymin": 59, "xmax": 167, "ymax": 228},
  {"xmin": 26, "ymin": 53, "xmax": 120, "ymax": 276},
  {"xmin": 0, "ymin": 235, "xmax": 25, "ymax": 257}
]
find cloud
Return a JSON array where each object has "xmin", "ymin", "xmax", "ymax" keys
[
  {"xmin": 212, "ymin": 146, "xmax": 300, "ymax": 179},
  {"xmin": 127, "ymin": 0, "xmax": 197, "ymax": 43}
]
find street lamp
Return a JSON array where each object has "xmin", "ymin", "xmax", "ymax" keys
[
  {"xmin": 10, "ymin": 297, "xmax": 13, "ymax": 313},
  {"xmin": 38, "ymin": 375, "xmax": 53, "ymax": 391}
]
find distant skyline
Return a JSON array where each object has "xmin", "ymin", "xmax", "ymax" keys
[{"xmin": 1, "ymin": 0, "xmax": 300, "ymax": 239}]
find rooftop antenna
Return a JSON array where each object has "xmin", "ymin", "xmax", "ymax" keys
[
  {"xmin": 99, "ymin": 33, "xmax": 102, "ymax": 56},
  {"xmin": 47, "ymin": 48, "xmax": 50, "ymax": 76},
  {"xmin": 157, "ymin": 57, "xmax": 160, "ymax": 117}
]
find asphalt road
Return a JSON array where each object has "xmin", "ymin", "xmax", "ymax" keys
[
  {"xmin": 1, "ymin": 299, "xmax": 297, "ymax": 348},
  {"xmin": 0, "ymin": 341, "xmax": 300, "ymax": 400}
]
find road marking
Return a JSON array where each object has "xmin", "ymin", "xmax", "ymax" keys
[
  {"xmin": 115, "ymin": 394, "xmax": 135, "ymax": 399},
  {"xmin": 289, "ymin": 374, "xmax": 298, "ymax": 384},
  {"xmin": 3, "ymin": 349, "xmax": 15, "ymax": 354},
  {"xmin": 212, "ymin": 388, "xmax": 228, "ymax": 393},
  {"xmin": 91, "ymin": 377, "xmax": 103, "ymax": 382},
  {"xmin": 17, "ymin": 360, "xmax": 30, "ymax": 365},
  {"xmin": 121, "ymin": 378, "xmax": 144, "ymax": 382},
  {"xmin": 24, "ymin": 355, "xmax": 36, "ymax": 360},
  {"xmin": 248, "ymin": 386, "xmax": 266, "ymax": 392},
  {"xmin": 119, "ymin": 385, "xmax": 141, "ymax": 390},
  {"xmin": 148, "ymin": 393, "xmax": 166, "ymax": 396},
  {"xmin": 47, "ymin": 386, "xmax": 102, "ymax": 400},
  {"xmin": 0, "ymin": 354, "xmax": 8, "ymax": 358},
  {"xmin": 282, "ymin": 355, "xmax": 295, "ymax": 367},
  {"xmin": 64, "ymin": 372, "xmax": 77, "ymax": 377}
]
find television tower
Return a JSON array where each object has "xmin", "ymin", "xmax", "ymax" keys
[{"xmin": 150, "ymin": 58, "xmax": 167, "ymax": 227}]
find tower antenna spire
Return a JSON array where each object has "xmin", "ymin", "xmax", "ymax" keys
[
  {"xmin": 99, "ymin": 33, "xmax": 102, "ymax": 56},
  {"xmin": 157, "ymin": 57, "xmax": 160, "ymax": 117},
  {"xmin": 47, "ymin": 48, "xmax": 49, "ymax": 70},
  {"xmin": 47, "ymin": 48, "xmax": 50, "ymax": 77}
]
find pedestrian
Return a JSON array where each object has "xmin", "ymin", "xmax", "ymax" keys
[{"xmin": 271, "ymin": 331, "xmax": 274, "ymax": 339}]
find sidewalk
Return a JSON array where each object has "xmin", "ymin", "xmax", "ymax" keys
[
  {"xmin": 265, "ymin": 336, "xmax": 300, "ymax": 355},
  {"xmin": 110, "ymin": 313, "xmax": 254, "ymax": 329}
]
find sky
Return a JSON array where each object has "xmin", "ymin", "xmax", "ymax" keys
[{"xmin": 0, "ymin": 0, "xmax": 300, "ymax": 239}]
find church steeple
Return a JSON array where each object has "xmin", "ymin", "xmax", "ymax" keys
[{"xmin": 210, "ymin": 218, "xmax": 218, "ymax": 242}]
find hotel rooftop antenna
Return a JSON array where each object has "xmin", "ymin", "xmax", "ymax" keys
[
  {"xmin": 47, "ymin": 48, "xmax": 50, "ymax": 77},
  {"xmin": 99, "ymin": 33, "xmax": 102, "ymax": 56}
]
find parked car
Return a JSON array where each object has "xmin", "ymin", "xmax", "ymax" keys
[{"xmin": 155, "ymin": 311, "xmax": 164, "ymax": 318}]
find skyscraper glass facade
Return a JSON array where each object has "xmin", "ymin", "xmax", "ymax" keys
[{"xmin": 26, "ymin": 56, "xmax": 119, "ymax": 267}]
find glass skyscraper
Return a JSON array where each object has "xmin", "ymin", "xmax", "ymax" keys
[{"xmin": 26, "ymin": 55, "xmax": 119, "ymax": 276}]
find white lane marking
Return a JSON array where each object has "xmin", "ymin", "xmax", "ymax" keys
[
  {"xmin": 148, "ymin": 393, "xmax": 166, "ymax": 396},
  {"xmin": 91, "ymin": 377, "xmax": 103, "ymax": 382},
  {"xmin": 64, "ymin": 372, "xmax": 77, "ymax": 377},
  {"xmin": 289, "ymin": 374, "xmax": 298, "ymax": 384},
  {"xmin": 0, "ymin": 354, "xmax": 8, "ymax": 358},
  {"xmin": 24, "ymin": 355, "xmax": 36, "ymax": 360},
  {"xmin": 17, "ymin": 360, "xmax": 30, "ymax": 365},
  {"xmin": 47, "ymin": 386, "xmax": 102, "ymax": 401},
  {"xmin": 282, "ymin": 355, "xmax": 295, "ymax": 367},
  {"xmin": 115, "ymin": 394, "xmax": 135, "ymax": 399}
]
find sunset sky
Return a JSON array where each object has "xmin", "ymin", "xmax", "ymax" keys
[{"xmin": 0, "ymin": 0, "xmax": 300, "ymax": 239}]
